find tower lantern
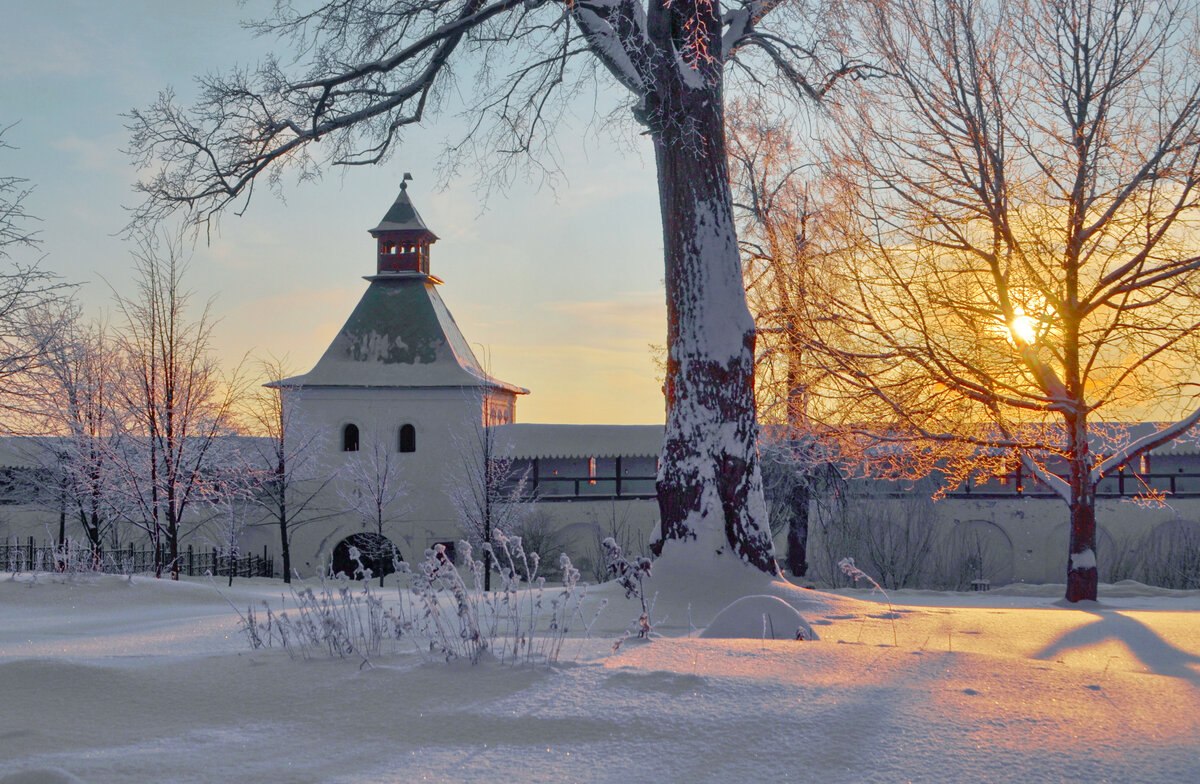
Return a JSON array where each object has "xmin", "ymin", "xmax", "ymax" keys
[{"xmin": 369, "ymin": 173, "xmax": 439, "ymax": 275}]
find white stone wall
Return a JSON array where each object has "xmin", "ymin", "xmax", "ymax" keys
[
  {"xmin": 797, "ymin": 490, "xmax": 1200, "ymax": 587},
  {"xmin": 278, "ymin": 384, "xmax": 488, "ymax": 570}
]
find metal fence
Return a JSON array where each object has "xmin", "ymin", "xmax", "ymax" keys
[
  {"xmin": 948, "ymin": 469, "xmax": 1200, "ymax": 498},
  {"xmin": 0, "ymin": 538, "xmax": 275, "ymax": 579}
]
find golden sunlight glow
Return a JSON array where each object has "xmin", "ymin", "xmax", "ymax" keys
[{"xmin": 1009, "ymin": 314, "xmax": 1039, "ymax": 346}]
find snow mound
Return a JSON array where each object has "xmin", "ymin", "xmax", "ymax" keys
[
  {"xmin": 698, "ymin": 595, "xmax": 818, "ymax": 641},
  {"xmin": 643, "ymin": 541, "xmax": 869, "ymax": 632}
]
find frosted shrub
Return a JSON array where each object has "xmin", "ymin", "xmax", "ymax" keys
[
  {"xmin": 225, "ymin": 570, "xmax": 389, "ymax": 667},
  {"xmin": 50, "ymin": 539, "xmax": 106, "ymax": 577},
  {"xmin": 229, "ymin": 535, "xmax": 599, "ymax": 667},
  {"xmin": 603, "ymin": 537, "xmax": 653, "ymax": 638},
  {"xmin": 1136, "ymin": 519, "xmax": 1200, "ymax": 589},
  {"xmin": 398, "ymin": 534, "xmax": 600, "ymax": 665},
  {"xmin": 838, "ymin": 557, "xmax": 898, "ymax": 646},
  {"xmin": 3, "ymin": 538, "xmax": 107, "ymax": 582}
]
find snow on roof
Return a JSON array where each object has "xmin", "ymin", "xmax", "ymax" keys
[
  {"xmin": 369, "ymin": 183, "xmax": 438, "ymax": 238},
  {"xmin": 490, "ymin": 423, "xmax": 663, "ymax": 459},
  {"xmin": 0, "ymin": 435, "xmax": 273, "ymax": 468},
  {"xmin": 274, "ymin": 275, "xmax": 525, "ymax": 393}
]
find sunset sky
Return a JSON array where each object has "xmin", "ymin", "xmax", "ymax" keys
[{"xmin": 0, "ymin": 0, "xmax": 667, "ymax": 425}]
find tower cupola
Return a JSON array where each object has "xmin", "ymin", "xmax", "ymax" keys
[{"xmin": 369, "ymin": 173, "xmax": 438, "ymax": 275}]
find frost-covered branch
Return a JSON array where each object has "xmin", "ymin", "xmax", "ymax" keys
[
  {"xmin": 1092, "ymin": 406, "xmax": 1200, "ymax": 484},
  {"xmin": 0, "ymin": 123, "xmax": 41, "ymax": 258}
]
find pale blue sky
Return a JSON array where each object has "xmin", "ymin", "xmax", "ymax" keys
[{"xmin": 0, "ymin": 0, "xmax": 667, "ymax": 424}]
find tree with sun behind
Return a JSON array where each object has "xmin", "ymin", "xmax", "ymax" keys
[{"xmin": 794, "ymin": 0, "xmax": 1200, "ymax": 602}]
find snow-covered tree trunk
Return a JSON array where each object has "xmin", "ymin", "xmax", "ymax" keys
[
  {"xmin": 647, "ymin": 1, "xmax": 777, "ymax": 574},
  {"xmin": 126, "ymin": 0, "xmax": 854, "ymax": 579}
]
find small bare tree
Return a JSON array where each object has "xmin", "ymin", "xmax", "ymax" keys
[
  {"xmin": 109, "ymin": 234, "xmax": 245, "ymax": 578},
  {"xmin": 202, "ymin": 459, "xmax": 256, "ymax": 587},
  {"xmin": 239, "ymin": 356, "xmax": 337, "ymax": 583},
  {"xmin": 21, "ymin": 307, "xmax": 123, "ymax": 553},
  {"xmin": 337, "ymin": 434, "xmax": 407, "ymax": 585},
  {"xmin": 448, "ymin": 388, "xmax": 537, "ymax": 590},
  {"xmin": 727, "ymin": 102, "xmax": 859, "ymax": 578}
]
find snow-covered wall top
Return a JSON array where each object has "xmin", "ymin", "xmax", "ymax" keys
[{"xmin": 491, "ymin": 424, "xmax": 663, "ymax": 459}]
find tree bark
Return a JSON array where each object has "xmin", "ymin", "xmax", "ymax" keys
[
  {"xmin": 646, "ymin": 7, "xmax": 777, "ymax": 573},
  {"xmin": 785, "ymin": 482, "xmax": 810, "ymax": 577},
  {"xmin": 1066, "ymin": 412, "xmax": 1098, "ymax": 601},
  {"xmin": 276, "ymin": 466, "xmax": 292, "ymax": 584}
]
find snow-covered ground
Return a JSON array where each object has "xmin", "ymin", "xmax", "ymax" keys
[{"xmin": 2, "ymin": 558, "xmax": 1198, "ymax": 784}]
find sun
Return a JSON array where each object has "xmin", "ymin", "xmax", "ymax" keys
[{"xmin": 1009, "ymin": 314, "xmax": 1039, "ymax": 346}]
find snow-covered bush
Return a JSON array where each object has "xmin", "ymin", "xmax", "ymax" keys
[
  {"xmin": 602, "ymin": 537, "xmax": 653, "ymax": 638},
  {"xmin": 228, "ymin": 567, "xmax": 389, "ymax": 665},
  {"xmin": 398, "ymin": 533, "xmax": 599, "ymax": 665},
  {"xmin": 231, "ymin": 534, "xmax": 599, "ymax": 666},
  {"xmin": 1133, "ymin": 519, "xmax": 1200, "ymax": 589},
  {"xmin": 839, "ymin": 557, "xmax": 898, "ymax": 646}
]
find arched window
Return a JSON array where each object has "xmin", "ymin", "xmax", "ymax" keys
[
  {"xmin": 398, "ymin": 423, "xmax": 416, "ymax": 453},
  {"xmin": 342, "ymin": 423, "xmax": 360, "ymax": 452}
]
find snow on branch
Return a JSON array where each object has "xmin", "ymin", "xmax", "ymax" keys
[
  {"xmin": 1091, "ymin": 407, "xmax": 1200, "ymax": 485},
  {"xmin": 572, "ymin": 0, "xmax": 653, "ymax": 95},
  {"xmin": 720, "ymin": 0, "xmax": 787, "ymax": 59},
  {"xmin": 1019, "ymin": 453, "xmax": 1071, "ymax": 504}
]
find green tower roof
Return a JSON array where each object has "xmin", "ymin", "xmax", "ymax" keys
[
  {"xmin": 274, "ymin": 275, "xmax": 525, "ymax": 392},
  {"xmin": 369, "ymin": 180, "xmax": 439, "ymax": 239}
]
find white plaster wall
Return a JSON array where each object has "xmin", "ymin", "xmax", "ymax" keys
[
  {"xmin": 797, "ymin": 491, "xmax": 1200, "ymax": 586},
  {"xmin": 280, "ymin": 385, "xmax": 488, "ymax": 570}
]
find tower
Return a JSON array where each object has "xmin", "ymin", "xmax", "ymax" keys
[
  {"xmin": 271, "ymin": 179, "xmax": 527, "ymax": 571},
  {"xmin": 370, "ymin": 173, "xmax": 438, "ymax": 276}
]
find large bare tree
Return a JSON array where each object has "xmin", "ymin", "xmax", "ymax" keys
[
  {"xmin": 815, "ymin": 0, "xmax": 1200, "ymax": 601},
  {"xmin": 0, "ymin": 122, "xmax": 72, "ymax": 418},
  {"xmin": 126, "ymin": 0, "xmax": 862, "ymax": 575}
]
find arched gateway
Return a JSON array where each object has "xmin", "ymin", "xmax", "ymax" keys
[{"xmin": 331, "ymin": 532, "xmax": 402, "ymax": 580}]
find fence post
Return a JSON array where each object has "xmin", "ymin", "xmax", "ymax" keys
[
  {"xmin": 28, "ymin": 537, "xmax": 35, "ymax": 571},
  {"xmin": 187, "ymin": 544, "xmax": 194, "ymax": 577}
]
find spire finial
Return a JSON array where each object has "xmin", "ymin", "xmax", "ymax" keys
[{"xmin": 401, "ymin": 172, "xmax": 413, "ymax": 191}]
